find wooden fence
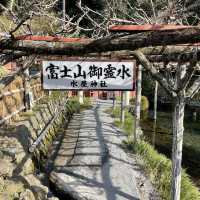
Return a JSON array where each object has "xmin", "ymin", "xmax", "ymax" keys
[{"xmin": 0, "ymin": 73, "xmax": 44, "ymax": 125}]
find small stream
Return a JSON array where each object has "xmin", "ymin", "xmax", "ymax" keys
[{"xmin": 141, "ymin": 108, "xmax": 200, "ymax": 188}]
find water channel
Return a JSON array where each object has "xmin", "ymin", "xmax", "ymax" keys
[{"xmin": 141, "ymin": 107, "xmax": 200, "ymax": 188}]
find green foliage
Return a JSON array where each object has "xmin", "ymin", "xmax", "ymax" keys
[
  {"xmin": 67, "ymin": 96, "xmax": 92, "ymax": 112},
  {"xmin": 67, "ymin": 97, "xmax": 81, "ymax": 113},
  {"xmin": 0, "ymin": 67, "xmax": 8, "ymax": 78},
  {"xmin": 130, "ymin": 96, "xmax": 149, "ymax": 111},
  {"xmin": 107, "ymin": 106, "xmax": 135, "ymax": 136},
  {"xmin": 107, "ymin": 106, "xmax": 200, "ymax": 200},
  {"xmin": 80, "ymin": 97, "xmax": 93, "ymax": 110},
  {"xmin": 134, "ymin": 141, "xmax": 200, "ymax": 200}
]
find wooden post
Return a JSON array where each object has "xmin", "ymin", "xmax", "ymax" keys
[
  {"xmin": 171, "ymin": 95, "xmax": 185, "ymax": 200},
  {"xmin": 153, "ymin": 81, "xmax": 158, "ymax": 121},
  {"xmin": 193, "ymin": 111, "xmax": 197, "ymax": 121},
  {"xmin": 171, "ymin": 64, "xmax": 186, "ymax": 200},
  {"xmin": 125, "ymin": 91, "xmax": 130, "ymax": 106},
  {"xmin": 23, "ymin": 68, "xmax": 33, "ymax": 110},
  {"xmin": 112, "ymin": 91, "xmax": 116, "ymax": 109},
  {"xmin": 120, "ymin": 91, "xmax": 125, "ymax": 124},
  {"xmin": 78, "ymin": 91, "xmax": 84, "ymax": 105},
  {"xmin": 134, "ymin": 65, "xmax": 142, "ymax": 142}
]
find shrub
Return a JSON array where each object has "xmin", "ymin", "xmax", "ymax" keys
[{"xmin": 130, "ymin": 96, "xmax": 149, "ymax": 111}]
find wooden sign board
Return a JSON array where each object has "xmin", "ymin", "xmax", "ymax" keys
[{"xmin": 42, "ymin": 60, "xmax": 135, "ymax": 90}]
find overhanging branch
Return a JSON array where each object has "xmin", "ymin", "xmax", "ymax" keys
[{"xmin": 132, "ymin": 50, "xmax": 176, "ymax": 97}]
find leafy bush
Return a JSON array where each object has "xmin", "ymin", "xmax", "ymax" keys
[{"xmin": 130, "ymin": 96, "xmax": 149, "ymax": 111}]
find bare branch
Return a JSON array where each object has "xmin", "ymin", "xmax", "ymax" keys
[{"xmin": 132, "ymin": 50, "xmax": 176, "ymax": 97}]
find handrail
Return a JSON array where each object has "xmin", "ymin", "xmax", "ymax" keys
[
  {"xmin": 0, "ymin": 106, "xmax": 25, "ymax": 125},
  {"xmin": 29, "ymin": 97, "xmax": 67, "ymax": 153}
]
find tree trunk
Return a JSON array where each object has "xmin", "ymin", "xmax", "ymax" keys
[
  {"xmin": 171, "ymin": 95, "xmax": 185, "ymax": 200},
  {"xmin": 134, "ymin": 65, "xmax": 142, "ymax": 142}
]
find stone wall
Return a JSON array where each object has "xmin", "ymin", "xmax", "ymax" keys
[{"xmin": 0, "ymin": 94, "xmax": 68, "ymax": 200}]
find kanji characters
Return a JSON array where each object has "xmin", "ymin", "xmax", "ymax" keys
[
  {"xmin": 71, "ymin": 80, "xmax": 78, "ymax": 87},
  {"xmin": 45, "ymin": 63, "xmax": 59, "ymax": 79},
  {"xmin": 88, "ymin": 65, "xmax": 103, "ymax": 79},
  {"xmin": 100, "ymin": 81, "xmax": 107, "ymax": 87},
  {"xmin": 104, "ymin": 64, "xmax": 116, "ymax": 79},
  {"xmin": 117, "ymin": 64, "xmax": 131, "ymax": 79},
  {"xmin": 90, "ymin": 80, "xmax": 98, "ymax": 87},
  {"xmin": 74, "ymin": 64, "xmax": 86, "ymax": 79},
  {"xmin": 60, "ymin": 65, "xmax": 72, "ymax": 78},
  {"xmin": 81, "ymin": 80, "xmax": 88, "ymax": 87},
  {"xmin": 45, "ymin": 62, "xmax": 132, "ymax": 89}
]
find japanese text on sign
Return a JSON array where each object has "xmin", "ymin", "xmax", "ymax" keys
[{"xmin": 43, "ymin": 61, "xmax": 135, "ymax": 90}]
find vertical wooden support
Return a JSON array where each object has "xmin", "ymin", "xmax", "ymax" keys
[
  {"xmin": 153, "ymin": 81, "xmax": 158, "ymax": 121},
  {"xmin": 193, "ymin": 111, "xmax": 197, "ymax": 121},
  {"xmin": 112, "ymin": 91, "xmax": 116, "ymax": 109},
  {"xmin": 125, "ymin": 91, "xmax": 130, "ymax": 106},
  {"xmin": 152, "ymin": 81, "xmax": 158, "ymax": 146},
  {"xmin": 23, "ymin": 68, "xmax": 33, "ymax": 111},
  {"xmin": 78, "ymin": 91, "xmax": 84, "ymax": 105},
  {"xmin": 171, "ymin": 64, "xmax": 186, "ymax": 200},
  {"xmin": 134, "ymin": 65, "xmax": 142, "ymax": 142},
  {"xmin": 120, "ymin": 91, "xmax": 125, "ymax": 124},
  {"xmin": 171, "ymin": 96, "xmax": 185, "ymax": 200}
]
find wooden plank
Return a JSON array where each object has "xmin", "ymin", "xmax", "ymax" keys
[
  {"xmin": 15, "ymin": 35, "xmax": 90, "ymax": 43},
  {"xmin": 109, "ymin": 24, "xmax": 195, "ymax": 32}
]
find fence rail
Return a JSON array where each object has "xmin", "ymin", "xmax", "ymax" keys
[{"xmin": 29, "ymin": 97, "xmax": 67, "ymax": 153}]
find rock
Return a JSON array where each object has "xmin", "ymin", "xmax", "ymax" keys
[
  {"xmin": 19, "ymin": 189, "xmax": 35, "ymax": 200},
  {"xmin": 0, "ymin": 177, "xmax": 5, "ymax": 193},
  {"xmin": 20, "ymin": 157, "xmax": 35, "ymax": 176},
  {"xmin": 24, "ymin": 175, "xmax": 49, "ymax": 200},
  {"xmin": 0, "ymin": 179, "xmax": 25, "ymax": 200},
  {"xmin": 48, "ymin": 197, "xmax": 59, "ymax": 200},
  {"xmin": 0, "ymin": 159, "xmax": 14, "ymax": 177}
]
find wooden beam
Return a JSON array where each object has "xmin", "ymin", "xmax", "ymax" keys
[
  {"xmin": 109, "ymin": 24, "xmax": 195, "ymax": 32},
  {"xmin": 1, "ymin": 28, "xmax": 200, "ymax": 57}
]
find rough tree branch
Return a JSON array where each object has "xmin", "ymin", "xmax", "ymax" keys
[{"xmin": 132, "ymin": 50, "xmax": 177, "ymax": 97}]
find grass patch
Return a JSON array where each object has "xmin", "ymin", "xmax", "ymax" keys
[
  {"xmin": 105, "ymin": 106, "xmax": 135, "ymax": 136},
  {"xmin": 106, "ymin": 106, "xmax": 200, "ymax": 200},
  {"xmin": 80, "ymin": 97, "xmax": 93, "ymax": 110},
  {"xmin": 133, "ymin": 141, "xmax": 200, "ymax": 200}
]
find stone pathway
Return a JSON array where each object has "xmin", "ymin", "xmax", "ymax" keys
[{"xmin": 49, "ymin": 100, "xmax": 158, "ymax": 200}]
